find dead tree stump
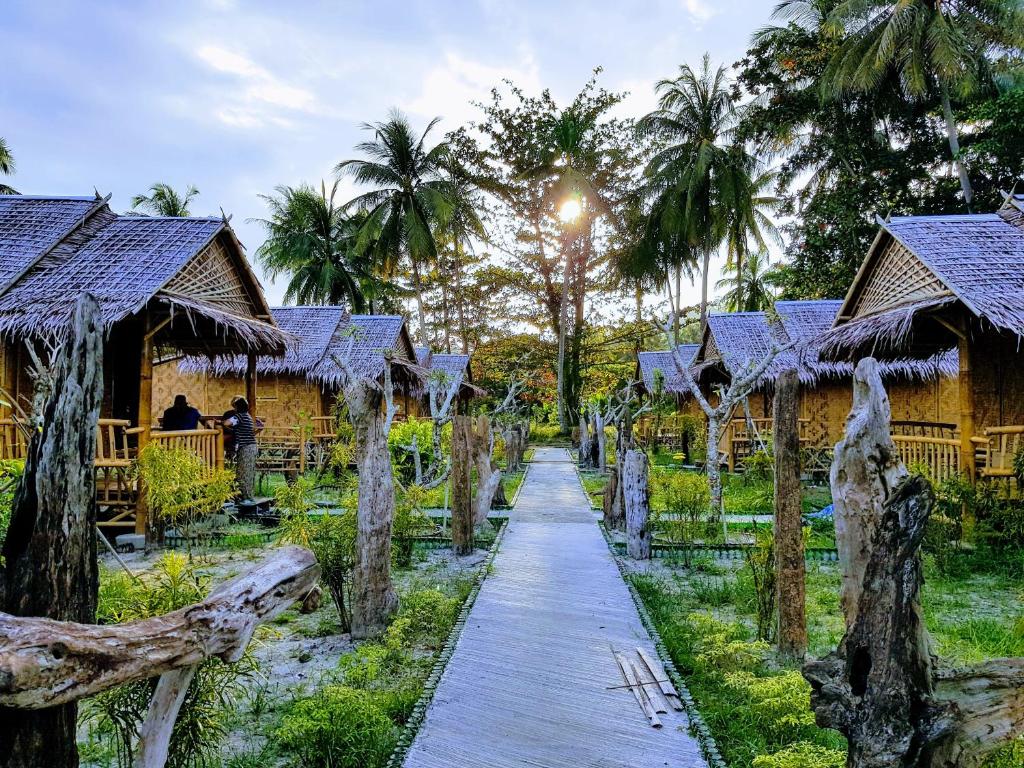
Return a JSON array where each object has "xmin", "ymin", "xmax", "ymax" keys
[
  {"xmin": 623, "ymin": 449, "xmax": 651, "ymax": 560},
  {"xmin": 804, "ymin": 359, "xmax": 1024, "ymax": 767},
  {"xmin": 773, "ymin": 368, "xmax": 807, "ymax": 661},
  {"xmin": 603, "ymin": 466, "xmax": 620, "ymax": 531},
  {"xmin": 451, "ymin": 416, "xmax": 474, "ymax": 555},
  {"xmin": 0, "ymin": 295, "xmax": 104, "ymax": 768}
]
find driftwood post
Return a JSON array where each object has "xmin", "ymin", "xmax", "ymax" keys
[
  {"xmin": 578, "ymin": 410, "xmax": 594, "ymax": 468},
  {"xmin": 804, "ymin": 359, "xmax": 1024, "ymax": 767},
  {"xmin": 773, "ymin": 368, "xmax": 806, "ymax": 661},
  {"xmin": 451, "ymin": 415, "xmax": 473, "ymax": 555},
  {"xmin": 602, "ymin": 466, "xmax": 619, "ymax": 530},
  {"xmin": 471, "ymin": 415, "xmax": 503, "ymax": 527},
  {"xmin": 0, "ymin": 295, "xmax": 104, "ymax": 768},
  {"xmin": 623, "ymin": 449, "xmax": 651, "ymax": 560}
]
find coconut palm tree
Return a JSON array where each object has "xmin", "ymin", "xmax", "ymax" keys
[
  {"xmin": 0, "ymin": 138, "xmax": 16, "ymax": 195},
  {"xmin": 715, "ymin": 251, "xmax": 778, "ymax": 312},
  {"xmin": 336, "ymin": 110, "xmax": 450, "ymax": 345},
  {"xmin": 782, "ymin": 0, "xmax": 1024, "ymax": 209},
  {"xmin": 724, "ymin": 166, "xmax": 782, "ymax": 310},
  {"xmin": 638, "ymin": 55, "xmax": 757, "ymax": 332},
  {"xmin": 253, "ymin": 181, "xmax": 382, "ymax": 312},
  {"xmin": 130, "ymin": 183, "xmax": 199, "ymax": 216}
]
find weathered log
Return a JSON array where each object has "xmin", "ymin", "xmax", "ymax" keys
[
  {"xmin": 471, "ymin": 415, "xmax": 502, "ymax": 527},
  {"xmin": 578, "ymin": 412, "xmax": 594, "ymax": 468},
  {"xmin": 805, "ymin": 360, "xmax": 1024, "ymax": 767},
  {"xmin": 0, "ymin": 295, "xmax": 104, "ymax": 768},
  {"xmin": 773, "ymin": 368, "xmax": 807, "ymax": 661},
  {"xmin": 624, "ymin": 449, "xmax": 651, "ymax": 560},
  {"xmin": 830, "ymin": 358, "xmax": 907, "ymax": 628},
  {"xmin": 0, "ymin": 546, "xmax": 318, "ymax": 709},
  {"xmin": 451, "ymin": 415, "xmax": 474, "ymax": 555}
]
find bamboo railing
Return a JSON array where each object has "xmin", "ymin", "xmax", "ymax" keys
[
  {"xmin": 149, "ymin": 428, "xmax": 224, "ymax": 472},
  {"xmin": 891, "ymin": 434, "xmax": 960, "ymax": 483}
]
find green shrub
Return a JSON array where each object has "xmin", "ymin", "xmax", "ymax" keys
[
  {"xmin": 85, "ymin": 553, "xmax": 254, "ymax": 768},
  {"xmin": 398, "ymin": 588, "xmax": 460, "ymax": 648},
  {"xmin": 725, "ymin": 671, "xmax": 817, "ymax": 735},
  {"xmin": 275, "ymin": 686, "xmax": 396, "ymax": 768},
  {"xmin": 392, "ymin": 487, "xmax": 435, "ymax": 568},
  {"xmin": 388, "ymin": 417, "xmax": 438, "ymax": 482},
  {"xmin": 752, "ymin": 742, "xmax": 846, "ymax": 768},
  {"xmin": 651, "ymin": 470, "xmax": 713, "ymax": 559},
  {"xmin": 0, "ymin": 458, "xmax": 24, "ymax": 563},
  {"xmin": 743, "ymin": 445, "xmax": 774, "ymax": 484}
]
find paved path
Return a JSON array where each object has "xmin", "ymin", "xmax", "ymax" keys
[{"xmin": 403, "ymin": 447, "xmax": 706, "ymax": 768}]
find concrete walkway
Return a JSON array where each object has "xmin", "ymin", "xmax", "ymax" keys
[{"xmin": 403, "ymin": 447, "xmax": 706, "ymax": 767}]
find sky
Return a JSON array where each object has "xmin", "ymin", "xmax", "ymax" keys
[{"xmin": 0, "ymin": 0, "xmax": 777, "ymax": 310}]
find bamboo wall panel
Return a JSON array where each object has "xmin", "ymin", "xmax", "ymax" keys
[{"xmin": 971, "ymin": 332, "xmax": 1024, "ymax": 430}]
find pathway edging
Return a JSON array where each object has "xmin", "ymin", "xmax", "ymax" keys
[
  {"xmin": 387, "ymin": 519, "xmax": 509, "ymax": 767},
  {"xmin": 598, "ymin": 521, "xmax": 728, "ymax": 768}
]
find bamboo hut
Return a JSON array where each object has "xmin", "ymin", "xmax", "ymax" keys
[
  {"xmin": 414, "ymin": 347, "xmax": 484, "ymax": 415},
  {"xmin": 164, "ymin": 307, "xmax": 425, "ymax": 428},
  {"xmin": 0, "ymin": 193, "xmax": 289, "ymax": 532},
  {"xmin": 823, "ymin": 198, "xmax": 1024, "ymax": 484},
  {"xmin": 634, "ymin": 344, "xmax": 701, "ymax": 450},
  {"xmin": 692, "ymin": 300, "xmax": 956, "ymax": 473}
]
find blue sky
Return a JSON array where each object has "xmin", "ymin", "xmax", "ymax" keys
[{"xmin": 1, "ymin": 0, "xmax": 775, "ymax": 306}]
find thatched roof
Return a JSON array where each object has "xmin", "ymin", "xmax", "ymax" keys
[
  {"xmin": 696, "ymin": 300, "xmax": 954, "ymax": 389},
  {"xmin": 0, "ymin": 194, "xmax": 286, "ymax": 356},
  {"xmin": 186, "ymin": 309, "xmax": 424, "ymax": 388},
  {"xmin": 636, "ymin": 344, "xmax": 699, "ymax": 395},
  {"xmin": 823, "ymin": 207, "xmax": 1024, "ymax": 360}
]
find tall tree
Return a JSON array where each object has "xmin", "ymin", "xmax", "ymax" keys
[
  {"xmin": 784, "ymin": 0, "xmax": 1024, "ymax": 209},
  {"xmin": 129, "ymin": 183, "xmax": 199, "ymax": 217},
  {"xmin": 253, "ymin": 181, "xmax": 381, "ymax": 312},
  {"xmin": 337, "ymin": 110, "xmax": 450, "ymax": 346},
  {"xmin": 715, "ymin": 251, "xmax": 778, "ymax": 312},
  {"xmin": 0, "ymin": 137, "xmax": 16, "ymax": 195},
  {"xmin": 636, "ymin": 55, "xmax": 765, "ymax": 332}
]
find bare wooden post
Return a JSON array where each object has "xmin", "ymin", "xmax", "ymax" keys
[
  {"xmin": 602, "ymin": 466, "xmax": 620, "ymax": 531},
  {"xmin": 773, "ymin": 368, "xmax": 806, "ymax": 661},
  {"xmin": 623, "ymin": 449, "xmax": 651, "ymax": 560},
  {"xmin": 245, "ymin": 353, "xmax": 257, "ymax": 418},
  {"xmin": 471, "ymin": 415, "xmax": 502, "ymax": 528},
  {"xmin": 0, "ymin": 295, "xmax": 104, "ymax": 768},
  {"xmin": 136, "ymin": 311, "xmax": 154, "ymax": 536},
  {"xmin": 451, "ymin": 415, "xmax": 473, "ymax": 555},
  {"xmin": 958, "ymin": 332, "xmax": 976, "ymax": 481}
]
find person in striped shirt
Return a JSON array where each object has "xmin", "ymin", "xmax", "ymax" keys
[{"xmin": 225, "ymin": 398, "xmax": 259, "ymax": 500}]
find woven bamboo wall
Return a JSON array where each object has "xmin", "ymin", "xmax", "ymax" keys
[
  {"xmin": 800, "ymin": 381, "xmax": 853, "ymax": 446},
  {"xmin": 972, "ymin": 332, "xmax": 1024, "ymax": 429}
]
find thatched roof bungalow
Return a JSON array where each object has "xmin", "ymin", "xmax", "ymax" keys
[
  {"xmin": 414, "ymin": 347, "xmax": 484, "ymax": 414},
  {"xmin": 823, "ymin": 199, "xmax": 1024, "ymax": 481},
  {"xmin": 691, "ymin": 300, "xmax": 957, "ymax": 472},
  {"xmin": 635, "ymin": 344, "xmax": 700, "ymax": 398},
  {"xmin": 0, "ymin": 193, "xmax": 290, "ymax": 532},
  {"xmin": 158, "ymin": 307, "xmax": 427, "ymax": 434}
]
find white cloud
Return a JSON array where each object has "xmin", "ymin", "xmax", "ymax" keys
[
  {"xmin": 682, "ymin": 0, "xmax": 717, "ymax": 22},
  {"xmin": 404, "ymin": 49, "xmax": 542, "ymax": 128}
]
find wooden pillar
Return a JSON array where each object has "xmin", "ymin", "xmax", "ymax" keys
[
  {"xmin": 450, "ymin": 415, "xmax": 473, "ymax": 555},
  {"xmin": 958, "ymin": 333, "xmax": 976, "ymax": 481},
  {"xmin": 136, "ymin": 313, "xmax": 154, "ymax": 536},
  {"xmin": 773, "ymin": 368, "xmax": 806, "ymax": 661},
  {"xmin": 623, "ymin": 449, "xmax": 651, "ymax": 560},
  {"xmin": 245, "ymin": 353, "xmax": 257, "ymax": 418}
]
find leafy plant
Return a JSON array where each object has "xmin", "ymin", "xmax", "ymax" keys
[
  {"xmin": 0, "ymin": 458, "xmax": 24, "ymax": 562},
  {"xmin": 274, "ymin": 686, "xmax": 396, "ymax": 768},
  {"xmin": 752, "ymin": 742, "xmax": 846, "ymax": 768},
  {"xmin": 85, "ymin": 554, "xmax": 255, "ymax": 768},
  {"xmin": 392, "ymin": 485, "xmax": 435, "ymax": 567},
  {"xmin": 651, "ymin": 470, "xmax": 714, "ymax": 560},
  {"xmin": 136, "ymin": 443, "xmax": 236, "ymax": 548},
  {"xmin": 744, "ymin": 524, "xmax": 776, "ymax": 642}
]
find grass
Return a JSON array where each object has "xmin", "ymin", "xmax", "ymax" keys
[{"xmin": 629, "ymin": 549, "xmax": 1024, "ymax": 766}]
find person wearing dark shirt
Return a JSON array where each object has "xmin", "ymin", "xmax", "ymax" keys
[
  {"xmin": 226, "ymin": 398, "xmax": 259, "ymax": 500},
  {"xmin": 162, "ymin": 394, "xmax": 202, "ymax": 431}
]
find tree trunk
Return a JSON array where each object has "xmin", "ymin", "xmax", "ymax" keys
[
  {"xmin": 556, "ymin": 232, "xmax": 572, "ymax": 434},
  {"xmin": 578, "ymin": 412, "xmax": 594, "ymax": 468},
  {"xmin": 603, "ymin": 466, "xmax": 620, "ymax": 531},
  {"xmin": 706, "ymin": 413, "xmax": 723, "ymax": 520},
  {"xmin": 595, "ymin": 411, "xmax": 606, "ymax": 471},
  {"xmin": 805, "ymin": 362, "xmax": 1024, "ymax": 766},
  {"xmin": 941, "ymin": 86, "xmax": 974, "ymax": 212},
  {"xmin": 349, "ymin": 387, "xmax": 399, "ymax": 640},
  {"xmin": 831, "ymin": 358, "xmax": 906, "ymax": 630},
  {"xmin": 773, "ymin": 368, "xmax": 806, "ymax": 661},
  {"xmin": 699, "ymin": 249, "xmax": 710, "ymax": 333},
  {"xmin": 411, "ymin": 258, "xmax": 429, "ymax": 347},
  {"xmin": 623, "ymin": 449, "xmax": 651, "ymax": 560},
  {"xmin": 453, "ymin": 241, "xmax": 470, "ymax": 355},
  {"xmin": 0, "ymin": 295, "xmax": 104, "ymax": 768},
  {"xmin": 471, "ymin": 415, "xmax": 501, "ymax": 528},
  {"xmin": 451, "ymin": 416, "xmax": 474, "ymax": 555}
]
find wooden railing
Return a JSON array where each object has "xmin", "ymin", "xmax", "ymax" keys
[
  {"xmin": 150, "ymin": 428, "xmax": 224, "ymax": 472},
  {"xmin": 725, "ymin": 417, "xmax": 812, "ymax": 472},
  {"xmin": 978, "ymin": 425, "xmax": 1024, "ymax": 479},
  {"xmin": 891, "ymin": 434, "xmax": 961, "ymax": 483}
]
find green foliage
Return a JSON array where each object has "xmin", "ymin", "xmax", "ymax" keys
[
  {"xmin": 744, "ymin": 526, "xmax": 776, "ymax": 642},
  {"xmin": 725, "ymin": 671, "xmax": 816, "ymax": 738},
  {"xmin": 279, "ymin": 479, "xmax": 358, "ymax": 632},
  {"xmin": 651, "ymin": 470, "xmax": 714, "ymax": 559},
  {"xmin": 982, "ymin": 739, "xmax": 1024, "ymax": 768},
  {"xmin": 395, "ymin": 588, "xmax": 460, "ymax": 649},
  {"xmin": 137, "ymin": 443, "xmax": 236, "ymax": 541},
  {"xmin": 0, "ymin": 458, "xmax": 24, "ymax": 561},
  {"xmin": 752, "ymin": 742, "xmax": 846, "ymax": 768},
  {"xmin": 743, "ymin": 446, "xmax": 774, "ymax": 484},
  {"xmin": 392, "ymin": 485, "xmax": 435, "ymax": 567},
  {"xmin": 275, "ymin": 686, "xmax": 396, "ymax": 768},
  {"xmin": 388, "ymin": 418, "xmax": 441, "ymax": 482},
  {"xmin": 86, "ymin": 553, "xmax": 255, "ymax": 768}
]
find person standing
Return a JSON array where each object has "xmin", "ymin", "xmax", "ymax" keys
[
  {"xmin": 221, "ymin": 395, "xmax": 243, "ymax": 461},
  {"xmin": 226, "ymin": 398, "xmax": 258, "ymax": 501}
]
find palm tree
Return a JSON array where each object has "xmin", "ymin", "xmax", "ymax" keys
[
  {"xmin": 715, "ymin": 251, "xmax": 778, "ymax": 312},
  {"xmin": 638, "ymin": 55, "xmax": 756, "ymax": 332},
  {"xmin": 130, "ymin": 183, "xmax": 199, "ymax": 216},
  {"xmin": 724, "ymin": 166, "xmax": 782, "ymax": 310},
  {"xmin": 336, "ymin": 110, "xmax": 449, "ymax": 345},
  {"xmin": 252, "ymin": 181, "xmax": 380, "ymax": 311},
  {"xmin": 787, "ymin": 0, "xmax": 1024, "ymax": 209},
  {"xmin": 0, "ymin": 137, "xmax": 16, "ymax": 195}
]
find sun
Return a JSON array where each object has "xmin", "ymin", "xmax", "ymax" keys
[{"xmin": 558, "ymin": 197, "xmax": 583, "ymax": 223}]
